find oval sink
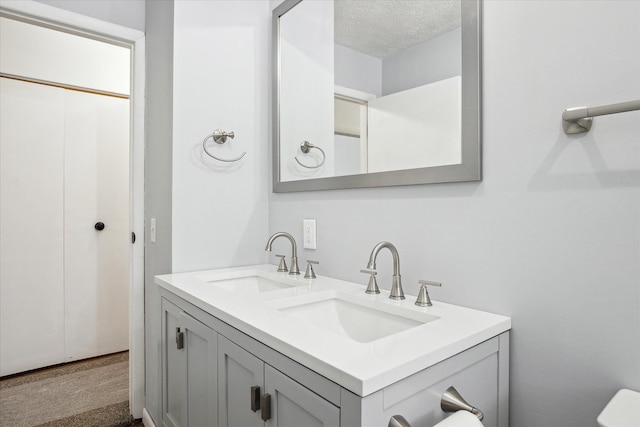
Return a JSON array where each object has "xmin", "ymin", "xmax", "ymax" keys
[{"xmin": 273, "ymin": 292, "xmax": 439, "ymax": 343}]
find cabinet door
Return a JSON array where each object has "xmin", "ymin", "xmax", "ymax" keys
[
  {"xmin": 162, "ymin": 298, "xmax": 218, "ymax": 427},
  {"xmin": 218, "ymin": 336, "xmax": 264, "ymax": 427},
  {"xmin": 163, "ymin": 299, "xmax": 187, "ymax": 427},
  {"xmin": 264, "ymin": 365, "xmax": 339, "ymax": 427},
  {"xmin": 182, "ymin": 312, "xmax": 218, "ymax": 427}
]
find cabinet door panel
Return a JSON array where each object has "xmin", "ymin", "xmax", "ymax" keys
[
  {"xmin": 162, "ymin": 299, "xmax": 187, "ymax": 427},
  {"xmin": 218, "ymin": 336, "xmax": 264, "ymax": 427},
  {"xmin": 182, "ymin": 312, "xmax": 218, "ymax": 427},
  {"xmin": 265, "ymin": 365, "xmax": 339, "ymax": 427}
]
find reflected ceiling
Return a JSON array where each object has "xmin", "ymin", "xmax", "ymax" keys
[{"xmin": 334, "ymin": 0, "xmax": 461, "ymax": 59}]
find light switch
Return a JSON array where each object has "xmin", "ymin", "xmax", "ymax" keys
[
  {"xmin": 150, "ymin": 218, "xmax": 157, "ymax": 243},
  {"xmin": 303, "ymin": 219, "xmax": 316, "ymax": 249}
]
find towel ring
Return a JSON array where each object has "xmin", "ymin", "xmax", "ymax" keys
[
  {"xmin": 202, "ymin": 129, "xmax": 246, "ymax": 163},
  {"xmin": 295, "ymin": 141, "xmax": 325, "ymax": 169}
]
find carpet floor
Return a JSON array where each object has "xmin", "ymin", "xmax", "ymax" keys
[{"xmin": 0, "ymin": 352, "xmax": 141, "ymax": 427}]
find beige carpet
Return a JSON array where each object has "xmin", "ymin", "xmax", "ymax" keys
[{"xmin": 0, "ymin": 352, "xmax": 138, "ymax": 427}]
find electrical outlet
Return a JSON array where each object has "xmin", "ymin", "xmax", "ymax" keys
[{"xmin": 303, "ymin": 219, "xmax": 316, "ymax": 249}]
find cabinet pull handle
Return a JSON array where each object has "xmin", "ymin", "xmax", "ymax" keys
[
  {"xmin": 250, "ymin": 386, "xmax": 261, "ymax": 412},
  {"xmin": 261, "ymin": 393, "xmax": 271, "ymax": 421},
  {"xmin": 176, "ymin": 327, "xmax": 184, "ymax": 350}
]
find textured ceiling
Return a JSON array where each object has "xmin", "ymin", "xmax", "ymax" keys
[{"xmin": 334, "ymin": 0, "xmax": 461, "ymax": 59}]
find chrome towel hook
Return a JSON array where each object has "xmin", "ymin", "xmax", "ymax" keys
[
  {"xmin": 202, "ymin": 129, "xmax": 246, "ymax": 163},
  {"xmin": 295, "ymin": 141, "xmax": 326, "ymax": 169}
]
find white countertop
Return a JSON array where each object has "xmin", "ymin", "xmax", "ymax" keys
[{"xmin": 155, "ymin": 264, "xmax": 511, "ymax": 397}]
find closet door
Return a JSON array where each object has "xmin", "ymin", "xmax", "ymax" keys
[
  {"xmin": 64, "ymin": 89, "xmax": 130, "ymax": 361},
  {"xmin": 0, "ymin": 77, "xmax": 66, "ymax": 376}
]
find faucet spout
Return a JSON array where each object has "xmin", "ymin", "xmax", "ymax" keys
[
  {"xmin": 366, "ymin": 241, "xmax": 404, "ymax": 299},
  {"xmin": 265, "ymin": 232, "xmax": 300, "ymax": 275}
]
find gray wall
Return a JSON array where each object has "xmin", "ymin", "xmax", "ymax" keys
[
  {"xmin": 382, "ymin": 28, "xmax": 461, "ymax": 96},
  {"xmin": 334, "ymin": 43, "xmax": 382, "ymax": 96},
  {"xmin": 269, "ymin": 1, "xmax": 640, "ymax": 426},
  {"xmin": 144, "ymin": 0, "xmax": 174, "ymax": 423},
  {"xmin": 35, "ymin": 0, "xmax": 145, "ymax": 31}
]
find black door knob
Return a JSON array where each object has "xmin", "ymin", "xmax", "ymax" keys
[{"xmin": 95, "ymin": 222, "xmax": 105, "ymax": 231}]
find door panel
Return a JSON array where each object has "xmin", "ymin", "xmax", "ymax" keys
[
  {"xmin": 63, "ymin": 90, "xmax": 130, "ymax": 361},
  {"xmin": 0, "ymin": 78, "xmax": 130, "ymax": 375},
  {"xmin": 182, "ymin": 312, "xmax": 218, "ymax": 427},
  {"xmin": 163, "ymin": 299, "xmax": 187, "ymax": 427},
  {"xmin": 0, "ymin": 77, "xmax": 66, "ymax": 376},
  {"xmin": 218, "ymin": 336, "xmax": 264, "ymax": 427},
  {"xmin": 265, "ymin": 365, "xmax": 339, "ymax": 427}
]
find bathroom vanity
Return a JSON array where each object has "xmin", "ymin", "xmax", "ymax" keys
[{"xmin": 155, "ymin": 265, "xmax": 510, "ymax": 427}]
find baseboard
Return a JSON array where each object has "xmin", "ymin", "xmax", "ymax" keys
[{"xmin": 142, "ymin": 408, "xmax": 157, "ymax": 427}]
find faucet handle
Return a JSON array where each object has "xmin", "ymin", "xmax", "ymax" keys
[
  {"xmin": 304, "ymin": 260, "xmax": 318, "ymax": 279},
  {"xmin": 415, "ymin": 280, "xmax": 442, "ymax": 307},
  {"xmin": 275, "ymin": 255, "xmax": 288, "ymax": 272},
  {"xmin": 360, "ymin": 269, "xmax": 380, "ymax": 294}
]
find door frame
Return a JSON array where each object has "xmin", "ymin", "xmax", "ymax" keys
[{"xmin": 0, "ymin": 0, "xmax": 146, "ymax": 418}]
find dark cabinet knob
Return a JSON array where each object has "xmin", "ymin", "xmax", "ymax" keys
[{"xmin": 95, "ymin": 222, "xmax": 105, "ymax": 231}]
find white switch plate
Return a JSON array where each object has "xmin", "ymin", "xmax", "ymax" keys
[
  {"xmin": 303, "ymin": 219, "xmax": 316, "ymax": 249},
  {"xmin": 150, "ymin": 218, "xmax": 157, "ymax": 243}
]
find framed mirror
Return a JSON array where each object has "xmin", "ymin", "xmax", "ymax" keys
[{"xmin": 273, "ymin": 0, "xmax": 482, "ymax": 192}]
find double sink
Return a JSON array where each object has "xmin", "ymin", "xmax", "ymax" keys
[{"xmin": 156, "ymin": 264, "xmax": 510, "ymax": 396}]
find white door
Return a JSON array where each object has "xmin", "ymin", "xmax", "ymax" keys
[
  {"xmin": 63, "ymin": 89, "xmax": 130, "ymax": 361},
  {"xmin": 0, "ymin": 77, "xmax": 130, "ymax": 375},
  {"xmin": 0, "ymin": 78, "xmax": 66, "ymax": 375}
]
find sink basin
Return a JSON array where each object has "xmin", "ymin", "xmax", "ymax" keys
[
  {"xmin": 207, "ymin": 275, "xmax": 294, "ymax": 293},
  {"xmin": 274, "ymin": 292, "xmax": 439, "ymax": 343}
]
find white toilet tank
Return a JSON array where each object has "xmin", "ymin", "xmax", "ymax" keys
[{"xmin": 597, "ymin": 389, "xmax": 640, "ymax": 427}]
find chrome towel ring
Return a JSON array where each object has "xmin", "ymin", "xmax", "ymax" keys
[
  {"xmin": 202, "ymin": 129, "xmax": 246, "ymax": 163},
  {"xmin": 295, "ymin": 141, "xmax": 325, "ymax": 169}
]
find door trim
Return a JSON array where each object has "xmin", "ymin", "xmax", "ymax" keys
[{"xmin": 0, "ymin": 0, "xmax": 146, "ymax": 418}]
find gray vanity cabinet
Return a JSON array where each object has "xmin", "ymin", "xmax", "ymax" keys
[
  {"xmin": 161, "ymin": 298, "xmax": 218, "ymax": 427},
  {"xmin": 219, "ymin": 335, "xmax": 340, "ymax": 427},
  {"xmin": 158, "ymin": 288, "xmax": 508, "ymax": 427}
]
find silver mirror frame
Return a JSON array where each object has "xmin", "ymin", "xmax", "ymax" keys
[{"xmin": 273, "ymin": 0, "xmax": 482, "ymax": 192}]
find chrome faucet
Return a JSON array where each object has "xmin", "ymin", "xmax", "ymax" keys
[
  {"xmin": 364, "ymin": 241, "xmax": 404, "ymax": 299},
  {"xmin": 265, "ymin": 232, "xmax": 300, "ymax": 275}
]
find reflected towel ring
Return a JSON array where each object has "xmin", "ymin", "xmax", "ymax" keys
[
  {"xmin": 202, "ymin": 129, "xmax": 246, "ymax": 163},
  {"xmin": 295, "ymin": 141, "xmax": 325, "ymax": 169}
]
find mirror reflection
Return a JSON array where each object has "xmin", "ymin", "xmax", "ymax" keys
[{"xmin": 275, "ymin": 0, "xmax": 481, "ymax": 191}]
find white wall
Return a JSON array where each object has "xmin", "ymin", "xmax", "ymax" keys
[
  {"xmin": 35, "ymin": 0, "xmax": 145, "ymax": 31},
  {"xmin": 269, "ymin": 1, "xmax": 640, "ymax": 426},
  {"xmin": 0, "ymin": 17, "xmax": 130, "ymax": 95},
  {"xmin": 171, "ymin": 0, "xmax": 270, "ymax": 272},
  {"xmin": 367, "ymin": 76, "xmax": 461, "ymax": 172}
]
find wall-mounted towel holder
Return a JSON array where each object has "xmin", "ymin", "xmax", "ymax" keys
[
  {"xmin": 202, "ymin": 129, "xmax": 246, "ymax": 162},
  {"xmin": 562, "ymin": 99, "xmax": 640, "ymax": 134},
  {"xmin": 295, "ymin": 141, "xmax": 325, "ymax": 169}
]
